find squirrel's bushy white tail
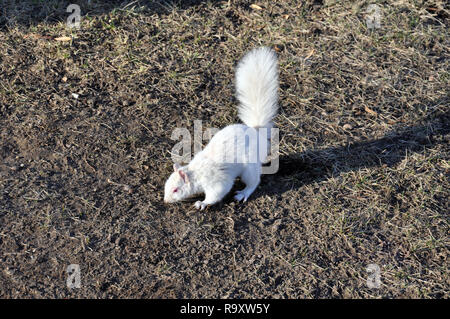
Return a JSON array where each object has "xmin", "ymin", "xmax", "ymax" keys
[{"xmin": 235, "ymin": 47, "xmax": 278, "ymax": 128}]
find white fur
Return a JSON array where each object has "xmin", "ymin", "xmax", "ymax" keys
[
  {"xmin": 236, "ymin": 47, "xmax": 278, "ymax": 129},
  {"xmin": 164, "ymin": 47, "xmax": 279, "ymax": 209}
]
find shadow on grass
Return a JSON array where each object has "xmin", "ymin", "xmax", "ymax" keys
[
  {"xmin": 255, "ymin": 107, "xmax": 449, "ymax": 200},
  {"xmin": 197, "ymin": 100, "xmax": 449, "ymax": 213},
  {"xmin": 0, "ymin": 0, "xmax": 215, "ymax": 29}
]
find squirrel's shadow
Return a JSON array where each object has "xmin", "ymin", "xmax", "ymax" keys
[{"xmin": 212, "ymin": 110, "xmax": 449, "ymax": 210}]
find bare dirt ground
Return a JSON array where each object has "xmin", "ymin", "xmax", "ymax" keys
[{"xmin": 0, "ymin": 0, "xmax": 449, "ymax": 298}]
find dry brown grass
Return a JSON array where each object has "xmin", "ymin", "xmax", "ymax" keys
[{"xmin": 0, "ymin": 0, "xmax": 449, "ymax": 298}]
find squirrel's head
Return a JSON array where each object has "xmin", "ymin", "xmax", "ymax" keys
[{"xmin": 164, "ymin": 163, "xmax": 192, "ymax": 203}]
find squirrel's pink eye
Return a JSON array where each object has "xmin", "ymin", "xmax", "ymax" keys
[{"xmin": 172, "ymin": 188, "xmax": 178, "ymax": 193}]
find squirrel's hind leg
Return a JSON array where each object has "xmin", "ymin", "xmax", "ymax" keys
[{"xmin": 234, "ymin": 164, "xmax": 261, "ymax": 202}]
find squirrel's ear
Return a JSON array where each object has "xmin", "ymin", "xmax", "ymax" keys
[
  {"xmin": 173, "ymin": 163, "xmax": 181, "ymax": 172},
  {"xmin": 178, "ymin": 169, "xmax": 189, "ymax": 184}
]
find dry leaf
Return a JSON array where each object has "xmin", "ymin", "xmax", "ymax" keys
[
  {"xmin": 305, "ymin": 49, "xmax": 315, "ymax": 59},
  {"xmin": 54, "ymin": 36, "xmax": 72, "ymax": 42},
  {"xmin": 273, "ymin": 44, "xmax": 284, "ymax": 52},
  {"xmin": 250, "ymin": 4, "xmax": 263, "ymax": 10},
  {"xmin": 343, "ymin": 124, "xmax": 352, "ymax": 130},
  {"xmin": 364, "ymin": 105, "xmax": 378, "ymax": 116}
]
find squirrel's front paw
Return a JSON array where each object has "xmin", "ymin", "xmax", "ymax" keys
[
  {"xmin": 234, "ymin": 190, "xmax": 248, "ymax": 202},
  {"xmin": 194, "ymin": 201, "xmax": 207, "ymax": 210}
]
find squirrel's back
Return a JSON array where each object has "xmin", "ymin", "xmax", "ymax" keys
[{"xmin": 235, "ymin": 47, "xmax": 279, "ymax": 129}]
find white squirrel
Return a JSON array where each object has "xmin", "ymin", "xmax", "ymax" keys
[{"xmin": 164, "ymin": 47, "xmax": 279, "ymax": 210}]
